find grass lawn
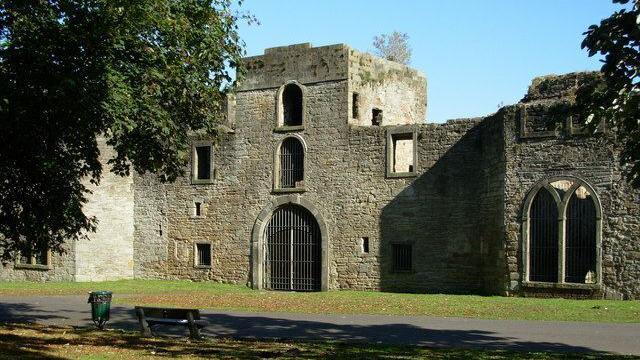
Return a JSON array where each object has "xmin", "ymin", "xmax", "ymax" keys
[
  {"xmin": 1, "ymin": 280, "xmax": 639, "ymax": 323},
  {"xmin": 0, "ymin": 323, "xmax": 636, "ymax": 360}
]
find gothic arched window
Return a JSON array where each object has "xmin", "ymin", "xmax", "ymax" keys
[{"xmin": 522, "ymin": 177, "xmax": 601, "ymax": 285}]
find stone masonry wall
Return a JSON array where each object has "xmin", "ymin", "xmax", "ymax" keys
[
  {"xmin": 0, "ymin": 242, "xmax": 75, "ymax": 281},
  {"xmin": 348, "ymin": 49, "xmax": 427, "ymax": 126},
  {"xmin": 502, "ymin": 73, "xmax": 640, "ymax": 299},
  {"xmin": 75, "ymin": 137, "xmax": 135, "ymax": 281},
  {"xmin": 131, "ymin": 45, "xmax": 638, "ymax": 298},
  {"xmin": 362, "ymin": 120, "xmax": 488, "ymax": 293},
  {"xmin": 0, "ymin": 138, "xmax": 135, "ymax": 282},
  {"xmin": 131, "ymin": 43, "xmax": 499, "ymax": 293}
]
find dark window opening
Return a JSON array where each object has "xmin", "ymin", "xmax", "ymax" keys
[
  {"xmin": 392, "ymin": 244, "xmax": 412, "ymax": 272},
  {"xmin": 18, "ymin": 248, "xmax": 47, "ymax": 266},
  {"xmin": 529, "ymin": 188, "xmax": 559, "ymax": 282},
  {"xmin": 279, "ymin": 137, "xmax": 304, "ymax": 188},
  {"xmin": 195, "ymin": 146, "xmax": 211, "ymax": 180},
  {"xmin": 196, "ymin": 243, "xmax": 211, "ymax": 267},
  {"xmin": 195, "ymin": 202, "xmax": 202, "ymax": 217},
  {"xmin": 19, "ymin": 251, "xmax": 30, "ymax": 265},
  {"xmin": 565, "ymin": 189, "xmax": 597, "ymax": 283},
  {"xmin": 362, "ymin": 237, "xmax": 369, "ymax": 254},
  {"xmin": 352, "ymin": 93, "xmax": 359, "ymax": 119},
  {"xmin": 282, "ymin": 84, "xmax": 303, "ymax": 126},
  {"xmin": 372, "ymin": 108, "xmax": 382, "ymax": 126},
  {"xmin": 34, "ymin": 249, "xmax": 48, "ymax": 266}
]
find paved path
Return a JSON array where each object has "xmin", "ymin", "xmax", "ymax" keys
[{"xmin": 1, "ymin": 295, "xmax": 639, "ymax": 355}]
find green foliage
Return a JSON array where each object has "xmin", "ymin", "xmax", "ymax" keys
[
  {"xmin": 0, "ymin": 1, "xmax": 252, "ymax": 260},
  {"xmin": 579, "ymin": 0, "xmax": 640, "ymax": 187}
]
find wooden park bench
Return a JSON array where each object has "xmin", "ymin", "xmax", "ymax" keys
[{"xmin": 135, "ymin": 306, "xmax": 207, "ymax": 339}]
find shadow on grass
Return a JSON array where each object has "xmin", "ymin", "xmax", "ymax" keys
[
  {"xmin": 0, "ymin": 298, "xmax": 632, "ymax": 358},
  {"xmin": 0, "ymin": 323, "xmax": 630, "ymax": 360}
]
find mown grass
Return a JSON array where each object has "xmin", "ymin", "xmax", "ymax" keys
[
  {"xmin": 1, "ymin": 280, "xmax": 639, "ymax": 323},
  {"xmin": 0, "ymin": 323, "xmax": 636, "ymax": 360}
]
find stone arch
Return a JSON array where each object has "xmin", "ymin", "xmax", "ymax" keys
[
  {"xmin": 251, "ymin": 195, "xmax": 328, "ymax": 291},
  {"xmin": 276, "ymin": 81, "xmax": 306, "ymax": 128},
  {"xmin": 521, "ymin": 175, "xmax": 603, "ymax": 287}
]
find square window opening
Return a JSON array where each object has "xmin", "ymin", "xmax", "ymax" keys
[
  {"xmin": 392, "ymin": 244, "xmax": 412, "ymax": 272},
  {"xmin": 372, "ymin": 108, "xmax": 382, "ymax": 126},
  {"xmin": 196, "ymin": 243, "xmax": 211, "ymax": 267},
  {"xmin": 392, "ymin": 134, "xmax": 415, "ymax": 174},
  {"xmin": 16, "ymin": 247, "xmax": 49, "ymax": 268}
]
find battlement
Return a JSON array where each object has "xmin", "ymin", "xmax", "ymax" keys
[
  {"xmin": 239, "ymin": 43, "xmax": 350, "ymax": 91},
  {"xmin": 239, "ymin": 42, "xmax": 428, "ymax": 126}
]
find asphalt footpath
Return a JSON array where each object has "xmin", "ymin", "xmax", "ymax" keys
[{"xmin": 1, "ymin": 295, "xmax": 639, "ymax": 355}]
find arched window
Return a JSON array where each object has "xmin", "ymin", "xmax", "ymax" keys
[
  {"xmin": 276, "ymin": 82, "xmax": 304, "ymax": 128},
  {"xmin": 522, "ymin": 177, "xmax": 601, "ymax": 286},
  {"xmin": 277, "ymin": 137, "xmax": 304, "ymax": 189},
  {"xmin": 282, "ymin": 84, "xmax": 302, "ymax": 126},
  {"xmin": 529, "ymin": 188, "xmax": 558, "ymax": 282},
  {"xmin": 565, "ymin": 186, "xmax": 597, "ymax": 283}
]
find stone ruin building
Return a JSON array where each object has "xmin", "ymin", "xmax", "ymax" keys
[{"xmin": 2, "ymin": 43, "xmax": 639, "ymax": 299}]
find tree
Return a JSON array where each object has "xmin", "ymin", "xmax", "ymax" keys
[
  {"xmin": 0, "ymin": 1, "xmax": 254, "ymax": 260},
  {"xmin": 578, "ymin": 0, "xmax": 640, "ymax": 188},
  {"xmin": 372, "ymin": 31, "xmax": 412, "ymax": 64}
]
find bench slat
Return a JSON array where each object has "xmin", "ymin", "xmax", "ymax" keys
[
  {"xmin": 135, "ymin": 306, "xmax": 201, "ymax": 320},
  {"xmin": 135, "ymin": 306, "xmax": 206, "ymax": 339},
  {"xmin": 147, "ymin": 319, "xmax": 207, "ymax": 328}
]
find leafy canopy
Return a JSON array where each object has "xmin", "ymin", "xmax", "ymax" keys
[
  {"xmin": 579, "ymin": 0, "xmax": 640, "ymax": 188},
  {"xmin": 0, "ymin": 0, "xmax": 253, "ymax": 260}
]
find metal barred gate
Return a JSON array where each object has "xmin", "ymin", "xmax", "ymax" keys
[{"xmin": 264, "ymin": 205, "xmax": 321, "ymax": 291}]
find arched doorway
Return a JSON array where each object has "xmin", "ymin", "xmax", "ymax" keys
[{"xmin": 264, "ymin": 204, "xmax": 321, "ymax": 291}]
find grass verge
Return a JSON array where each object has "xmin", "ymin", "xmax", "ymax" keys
[
  {"xmin": 1, "ymin": 280, "xmax": 639, "ymax": 323},
  {"xmin": 0, "ymin": 323, "xmax": 636, "ymax": 360}
]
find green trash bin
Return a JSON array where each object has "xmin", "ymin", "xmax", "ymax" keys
[{"xmin": 88, "ymin": 291, "xmax": 112, "ymax": 330}]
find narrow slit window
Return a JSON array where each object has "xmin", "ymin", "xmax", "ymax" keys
[
  {"xmin": 196, "ymin": 243, "xmax": 212, "ymax": 267},
  {"xmin": 194, "ymin": 202, "xmax": 202, "ymax": 217},
  {"xmin": 195, "ymin": 146, "xmax": 212, "ymax": 180},
  {"xmin": 361, "ymin": 237, "xmax": 370, "ymax": 254},
  {"xmin": 372, "ymin": 108, "xmax": 382, "ymax": 126},
  {"xmin": 392, "ymin": 244, "xmax": 412, "ymax": 272},
  {"xmin": 352, "ymin": 93, "xmax": 359, "ymax": 119}
]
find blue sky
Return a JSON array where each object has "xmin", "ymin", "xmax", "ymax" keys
[{"xmin": 237, "ymin": 1, "xmax": 623, "ymax": 123}]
